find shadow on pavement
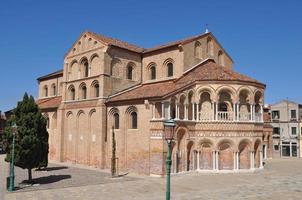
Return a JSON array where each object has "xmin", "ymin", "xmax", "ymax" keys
[
  {"xmin": 36, "ymin": 166, "xmax": 69, "ymax": 171},
  {"xmin": 21, "ymin": 174, "xmax": 72, "ymax": 185}
]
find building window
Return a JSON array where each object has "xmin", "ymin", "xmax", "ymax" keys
[
  {"xmin": 273, "ymin": 127, "xmax": 280, "ymax": 135},
  {"xmin": 131, "ymin": 112, "xmax": 137, "ymax": 129},
  {"xmin": 127, "ymin": 65, "xmax": 133, "ymax": 80},
  {"xmin": 194, "ymin": 41, "xmax": 202, "ymax": 58},
  {"xmin": 291, "ymin": 127, "xmax": 297, "ymax": 135},
  {"xmin": 167, "ymin": 63, "xmax": 173, "ymax": 77},
  {"xmin": 114, "ymin": 113, "xmax": 119, "ymax": 129},
  {"xmin": 44, "ymin": 86, "xmax": 48, "ymax": 97},
  {"xmin": 95, "ymin": 84, "xmax": 99, "ymax": 97},
  {"xmin": 274, "ymin": 145, "xmax": 279, "ymax": 151},
  {"xmin": 84, "ymin": 61, "xmax": 89, "ymax": 78},
  {"xmin": 218, "ymin": 50, "xmax": 224, "ymax": 66},
  {"xmin": 80, "ymin": 84, "xmax": 87, "ymax": 99},
  {"xmin": 52, "ymin": 84, "xmax": 56, "ymax": 96},
  {"xmin": 150, "ymin": 66, "xmax": 156, "ymax": 80},
  {"xmin": 272, "ymin": 110, "xmax": 280, "ymax": 120},
  {"xmin": 70, "ymin": 88, "xmax": 75, "ymax": 100},
  {"xmin": 291, "ymin": 110, "xmax": 297, "ymax": 120}
]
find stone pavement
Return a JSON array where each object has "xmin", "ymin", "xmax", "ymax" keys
[{"xmin": 2, "ymin": 155, "xmax": 302, "ymax": 200}]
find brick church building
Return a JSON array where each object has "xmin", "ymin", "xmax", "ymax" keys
[{"xmin": 37, "ymin": 30, "xmax": 272, "ymax": 175}]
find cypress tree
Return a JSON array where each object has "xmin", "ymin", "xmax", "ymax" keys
[
  {"xmin": 3, "ymin": 93, "xmax": 49, "ymax": 182},
  {"xmin": 111, "ymin": 126, "xmax": 116, "ymax": 177}
]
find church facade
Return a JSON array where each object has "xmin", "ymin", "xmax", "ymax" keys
[{"xmin": 37, "ymin": 30, "xmax": 272, "ymax": 175}]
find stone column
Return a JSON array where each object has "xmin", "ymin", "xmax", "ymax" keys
[
  {"xmin": 236, "ymin": 152, "xmax": 239, "ymax": 170},
  {"xmin": 196, "ymin": 103, "xmax": 200, "ymax": 121},
  {"xmin": 161, "ymin": 102, "xmax": 165, "ymax": 119},
  {"xmin": 233, "ymin": 103, "xmax": 236, "ymax": 121},
  {"xmin": 253, "ymin": 104, "xmax": 256, "ymax": 122},
  {"xmin": 175, "ymin": 104, "xmax": 178, "ymax": 120},
  {"xmin": 260, "ymin": 151, "xmax": 263, "ymax": 168},
  {"xmin": 260, "ymin": 104, "xmax": 264, "ymax": 122},
  {"xmin": 192, "ymin": 103, "xmax": 195, "ymax": 121},
  {"xmin": 237, "ymin": 103, "xmax": 240, "ymax": 121},
  {"xmin": 216, "ymin": 151, "xmax": 219, "ymax": 170},
  {"xmin": 152, "ymin": 103, "xmax": 155, "ymax": 119},
  {"xmin": 215, "ymin": 102, "xmax": 218, "ymax": 121},
  {"xmin": 197, "ymin": 151, "xmax": 200, "ymax": 170},
  {"xmin": 233, "ymin": 152, "xmax": 236, "ymax": 170},
  {"xmin": 212, "ymin": 151, "xmax": 216, "ymax": 170},
  {"xmin": 250, "ymin": 104, "xmax": 253, "ymax": 121},
  {"xmin": 192, "ymin": 151, "xmax": 195, "ymax": 170},
  {"xmin": 250, "ymin": 151, "xmax": 254, "ymax": 169},
  {"xmin": 185, "ymin": 104, "xmax": 189, "ymax": 120}
]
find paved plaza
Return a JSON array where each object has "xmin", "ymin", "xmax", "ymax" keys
[{"xmin": 1, "ymin": 154, "xmax": 302, "ymax": 200}]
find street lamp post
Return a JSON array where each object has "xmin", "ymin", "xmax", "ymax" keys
[
  {"xmin": 8, "ymin": 123, "xmax": 17, "ymax": 192},
  {"xmin": 163, "ymin": 119, "xmax": 176, "ymax": 200}
]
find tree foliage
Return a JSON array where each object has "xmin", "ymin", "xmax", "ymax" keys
[{"xmin": 3, "ymin": 93, "xmax": 49, "ymax": 181}]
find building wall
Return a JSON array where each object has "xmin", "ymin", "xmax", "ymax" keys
[
  {"xmin": 142, "ymin": 47, "xmax": 183, "ymax": 83},
  {"xmin": 39, "ymin": 76, "xmax": 63, "ymax": 99}
]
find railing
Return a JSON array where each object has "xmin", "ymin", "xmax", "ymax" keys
[
  {"xmin": 254, "ymin": 113, "xmax": 262, "ymax": 122},
  {"xmin": 217, "ymin": 111, "xmax": 233, "ymax": 121},
  {"xmin": 239, "ymin": 112, "xmax": 251, "ymax": 121},
  {"xmin": 199, "ymin": 112, "xmax": 213, "ymax": 121}
]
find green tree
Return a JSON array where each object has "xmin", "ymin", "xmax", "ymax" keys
[
  {"xmin": 111, "ymin": 126, "xmax": 116, "ymax": 177},
  {"xmin": 3, "ymin": 93, "xmax": 49, "ymax": 182}
]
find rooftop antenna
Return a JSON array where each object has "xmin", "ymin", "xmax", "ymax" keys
[{"xmin": 205, "ymin": 24, "xmax": 209, "ymax": 33}]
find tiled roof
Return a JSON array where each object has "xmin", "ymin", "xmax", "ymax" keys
[
  {"xmin": 37, "ymin": 96, "xmax": 62, "ymax": 109},
  {"xmin": 177, "ymin": 59, "xmax": 264, "ymax": 85},
  {"xmin": 37, "ymin": 70, "xmax": 63, "ymax": 81},
  {"xmin": 107, "ymin": 59, "xmax": 265, "ymax": 103},
  {"xmin": 143, "ymin": 33, "xmax": 210, "ymax": 53},
  {"xmin": 88, "ymin": 31, "xmax": 145, "ymax": 53}
]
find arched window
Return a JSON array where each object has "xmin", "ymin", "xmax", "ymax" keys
[
  {"xmin": 127, "ymin": 65, "xmax": 133, "ymax": 80},
  {"xmin": 51, "ymin": 84, "xmax": 56, "ymax": 96},
  {"xmin": 80, "ymin": 85, "xmax": 87, "ymax": 99},
  {"xmin": 150, "ymin": 66, "xmax": 156, "ymax": 80},
  {"xmin": 207, "ymin": 37, "xmax": 214, "ymax": 57},
  {"xmin": 218, "ymin": 50, "xmax": 224, "ymax": 66},
  {"xmin": 84, "ymin": 62, "xmax": 89, "ymax": 77},
  {"xmin": 95, "ymin": 84, "xmax": 99, "ymax": 97},
  {"xmin": 44, "ymin": 85, "xmax": 48, "ymax": 97},
  {"xmin": 80, "ymin": 59, "xmax": 89, "ymax": 78},
  {"xmin": 131, "ymin": 112, "xmax": 137, "ymax": 129},
  {"xmin": 114, "ymin": 113, "xmax": 119, "ymax": 129},
  {"xmin": 91, "ymin": 81, "xmax": 100, "ymax": 98},
  {"xmin": 68, "ymin": 85, "xmax": 75, "ymax": 100},
  {"xmin": 167, "ymin": 63, "xmax": 173, "ymax": 77},
  {"xmin": 45, "ymin": 116, "xmax": 50, "ymax": 129},
  {"xmin": 194, "ymin": 41, "xmax": 202, "ymax": 58}
]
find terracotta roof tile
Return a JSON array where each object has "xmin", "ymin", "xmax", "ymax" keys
[
  {"xmin": 37, "ymin": 96, "xmax": 62, "ymax": 109},
  {"xmin": 37, "ymin": 70, "xmax": 63, "ymax": 81},
  {"xmin": 107, "ymin": 60, "xmax": 265, "ymax": 103},
  {"xmin": 88, "ymin": 32, "xmax": 145, "ymax": 53}
]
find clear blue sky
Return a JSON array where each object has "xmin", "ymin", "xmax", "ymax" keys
[{"xmin": 0, "ymin": 0, "xmax": 302, "ymax": 112}]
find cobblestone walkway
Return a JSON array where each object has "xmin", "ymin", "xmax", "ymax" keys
[{"xmin": 2, "ymin": 155, "xmax": 302, "ymax": 200}]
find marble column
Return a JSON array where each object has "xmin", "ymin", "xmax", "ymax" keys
[
  {"xmin": 175, "ymin": 104, "xmax": 179, "ymax": 119},
  {"xmin": 212, "ymin": 151, "xmax": 216, "ymax": 170},
  {"xmin": 260, "ymin": 151, "xmax": 263, "ymax": 168},
  {"xmin": 233, "ymin": 152, "xmax": 236, "ymax": 170},
  {"xmin": 197, "ymin": 151, "xmax": 200, "ymax": 170},
  {"xmin": 216, "ymin": 151, "xmax": 219, "ymax": 170},
  {"xmin": 233, "ymin": 103, "xmax": 236, "ymax": 121},
  {"xmin": 250, "ymin": 151, "xmax": 253, "ymax": 169},
  {"xmin": 161, "ymin": 102, "xmax": 165, "ymax": 119},
  {"xmin": 196, "ymin": 103, "xmax": 200, "ymax": 121},
  {"xmin": 237, "ymin": 103, "xmax": 240, "ymax": 121},
  {"xmin": 215, "ymin": 102, "xmax": 218, "ymax": 121},
  {"xmin": 152, "ymin": 103, "xmax": 155, "ymax": 119},
  {"xmin": 236, "ymin": 152, "xmax": 239, "ymax": 170},
  {"xmin": 192, "ymin": 103, "xmax": 195, "ymax": 121},
  {"xmin": 250, "ymin": 104, "xmax": 253, "ymax": 121}
]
